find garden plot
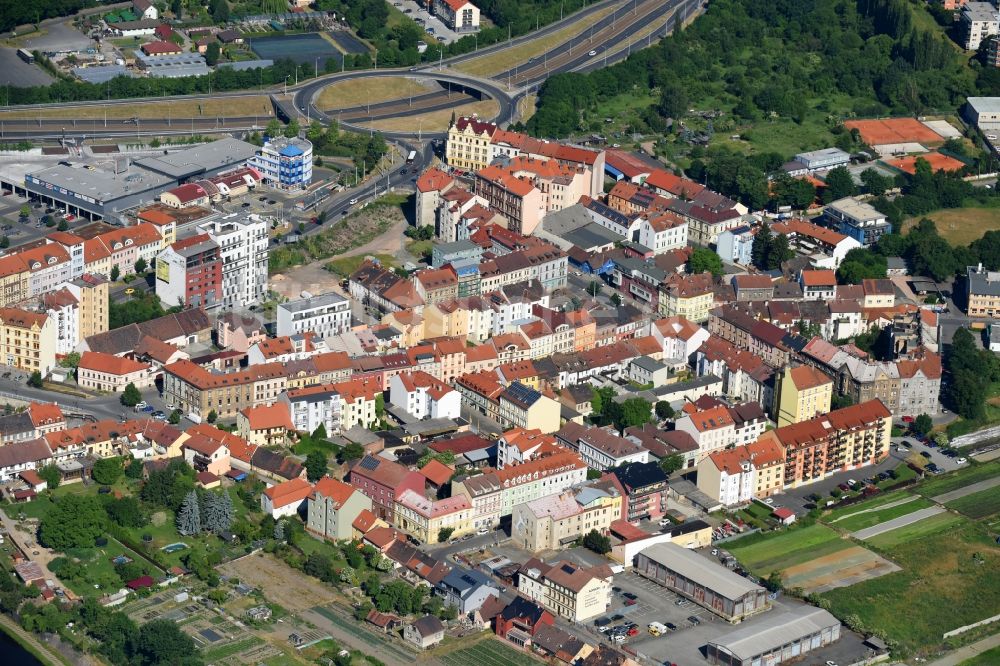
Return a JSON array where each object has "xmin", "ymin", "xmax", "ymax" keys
[{"xmin": 218, "ymin": 553, "xmax": 339, "ymax": 613}]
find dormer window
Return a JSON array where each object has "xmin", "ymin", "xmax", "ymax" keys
[{"xmin": 125, "ymin": 239, "xmax": 133, "ymax": 246}]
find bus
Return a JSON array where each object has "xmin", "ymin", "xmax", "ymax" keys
[
  {"xmin": 406, "ymin": 150, "xmax": 417, "ymax": 164},
  {"xmin": 17, "ymin": 49, "xmax": 34, "ymax": 64}
]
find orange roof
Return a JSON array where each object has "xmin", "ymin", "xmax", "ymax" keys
[
  {"xmin": 12, "ymin": 244, "xmax": 69, "ymax": 271},
  {"xmin": 770, "ymin": 219, "xmax": 848, "ymax": 247},
  {"xmin": 27, "ymin": 402, "xmax": 63, "ymax": 427},
  {"xmin": 0, "ymin": 254, "xmax": 28, "ymax": 278},
  {"xmin": 685, "ymin": 405, "xmax": 734, "ymax": 432},
  {"xmin": 419, "ymin": 459, "xmax": 454, "ymax": 486},
  {"xmin": 0, "ymin": 308, "xmax": 47, "ymax": 330},
  {"xmin": 645, "ymin": 169, "xmax": 706, "ymax": 198},
  {"xmin": 240, "ymin": 404, "xmax": 293, "ymax": 431},
  {"xmin": 84, "ymin": 238, "xmax": 111, "ymax": 263},
  {"xmin": 263, "ymin": 477, "xmax": 313, "ymax": 508},
  {"xmin": 352, "ymin": 509, "xmax": 379, "ymax": 533},
  {"xmin": 493, "ymin": 450, "xmax": 585, "ymax": 484},
  {"xmin": 79, "ymin": 351, "xmax": 150, "ymax": 376},
  {"xmin": 138, "ymin": 209, "xmax": 176, "ymax": 226},
  {"xmin": 788, "ymin": 365, "xmax": 832, "ymax": 391},
  {"xmin": 476, "ymin": 165, "xmax": 537, "ymax": 197},
  {"xmin": 312, "ymin": 476, "xmax": 357, "ymax": 506},
  {"xmin": 416, "ymin": 167, "xmax": 453, "ymax": 193},
  {"xmin": 800, "ymin": 270, "xmax": 837, "ymax": 287},
  {"xmin": 885, "ymin": 152, "xmax": 965, "ymax": 175}
]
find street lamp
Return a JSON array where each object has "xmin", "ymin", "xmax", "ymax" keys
[{"xmin": 284, "ymin": 75, "xmax": 290, "ymax": 96}]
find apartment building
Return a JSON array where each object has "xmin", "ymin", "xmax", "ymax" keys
[
  {"xmin": 775, "ymin": 364, "xmax": 833, "ymax": 427},
  {"xmin": 349, "ymin": 455, "xmax": 425, "ymax": 523},
  {"xmin": 967, "ymin": 263, "xmax": 1000, "ymax": 317},
  {"xmin": 197, "ymin": 214, "xmax": 268, "ymax": 309},
  {"xmin": 77, "ymin": 351, "xmax": 154, "ymax": 393},
  {"xmin": 395, "ymin": 490, "xmax": 474, "ymax": 544},
  {"xmin": 0, "ymin": 308, "xmax": 56, "ymax": 375},
  {"xmin": 674, "ymin": 405, "xmax": 737, "ymax": 462},
  {"xmin": 155, "ymin": 234, "xmax": 222, "ymax": 309},
  {"xmin": 769, "ymin": 218, "xmax": 861, "ymax": 269},
  {"xmin": 446, "ymin": 116, "xmax": 499, "ymax": 171},
  {"xmin": 388, "ymin": 370, "xmax": 461, "ymax": 420},
  {"xmin": 511, "ymin": 484, "xmax": 622, "ymax": 553},
  {"xmin": 696, "ymin": 438, "xmax": 786, "ymax": 507},
  {"xmin": 659, "ymin": 272, "xmax": 715, "ymax": 322},
  {"xmin": 474, "ymin": 166, "xmax": 544, "ymax": 235},
  {"xmin": 517, "ymin": 560, "xmax": 613, "ymax": 622},
  {"xmin": 963, "ymin": 1, "xmax": 999, "ymax": 50},
  {"xmin": 601, "ymin": 461, "xmax": 669, "ymax": 523},
  {"xmin": 824, "ymin": 198, "xmax": 891, "ymax": 247},
  {"xmin": 64, "ymin": 274, "xmax": 109, "ymax": 342},
  {"xmin": 277, "ymin": 293, "xmax": 351, "ymax": 339},
  {"xmin": 554, "ymin": 422, "xmax": 649, "ymax": 470},
  {"xmin": 306, "ymin": 476, "xmax": 373, "ymax": 542}
]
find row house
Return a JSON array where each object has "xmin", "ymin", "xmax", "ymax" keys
[
  {"xmin": 446, "ymin": 115, "xmax": 499, "ymax": 172},
  {"xmin": 666, "ymin": 193, "xmax": 744, "ymax": 246},
  {"xmin": 601, "ymin": 461, "xmax": 669, "ymax": 523},
  {"xmin": 695, "ymin": 437, "xmax": 786, "ymax": 507},
  {"xmin": 511, "ymin": 483, "xmax": 622, "ymax": 553},
  {"xmin": 694, "ymin": 335, "xmax": 774, "ymax": 409},
  {"xmin": 388, "ymin": 370, "xmax": 461, "ymax": 421},
  {"xmin": 659, "ymin": 272, "xmax": 714, "ymax": 323},
  {"xmin": 516, "ymin": 559, "xmax": 613, "ymax": 622},
  {"xmin": 674, "ymin": 405, "xmax": 737, "ymax": 463},
  {"xmin": 731, "ymin": 274, "xmax": 773, "ymax": 302},
  {"xmin": 489, "ymin": 128, "xmax": 606, "ymax": 197},
  {"xmin": 554, "ymin": 422, "xmax": 649, "ymax": 471},
  {"xmin": 247, "ymin": 333, "xmax": 325, "ymax": 366},
  {"xmin": 769, "ymin": 218, "xmax": 861, "ymax": 269},
  {"xmin": 507, "ymin": 156, "xmax": 590, "ymax": 216},
  {"xmin": 474, "ymin": 165, "xmax": 544, "ymax": 235},
  {"xmin": 479, "ymin": 243, "xmax": 568, "ymax": 292},
  {"xmin": 496, "ymin": 427, "xmax": 560, "ymax": 468},
  {"xmin": 580, "ymin": 196, "xmax": 642, "ymax": 241},
  {"xmin": 416, "ymin": 167, "xmax": 457, "ymax": 229},
  {"xmin": 606, "ymin": 179, "xmax": 674, "ymax": 216},
  {"xmin": 0, "ymin": 403, "xmax": 65, "ymax": 446},
  {"xmin": 349, "ymin": 454, "xmax": 426, "ymax": 523},
  {"xmin": 610, "ymin": 256, "xmax": 670, "ymax": 310},
  {"xmin": 414, "ymin": 267, "xmax": 459, "ymax": 307},
  {"xmin": 395, "ymin": 490, "xmax": 474, "ymax": 544},
  {"xmin": 708, "ymin": 305, "xmax": 806, "ymax": 368},
  {"xmin": 11, "ymin": 244, "xmax": 72, "ymax": 298},
  {"xmin": 799, "ymin": 270, "xmax": 837, "ymax": 301},
  {"xmin": 350, "ymin": 260, "xmax": 424, "ymax": 316},
  {"xmin": 650, "ymin": 316, "xmax": 710, "ymax": 366},
  {"xmin": 0, "ymin": 308, "xmax": 57, "ymax": 375}
]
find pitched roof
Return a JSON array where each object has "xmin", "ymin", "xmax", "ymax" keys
[
  {"xmin": 419, "ymin": 459, "xmax": 454, "ymax": 487},
  {"xmin": 240, "ymin": 404, "xmax": 293, "ymax": 432},
  {"xmin": 0, "ymin": 308, "xmax": 47, "ymax": 330},
  {"xmin": 312, "ymin": 476, "xmax": 358, "ymax": 507},
  {"xmin": 262, "ymin": 477, "xmax": 312, "ymax": 508},
  {"xmin": 788, "ymin": 365, "xmax": 832, "ymax": 391},
  {"xmin": 78, "ymin": 351, "xmax": 150, "ymax": 376}
]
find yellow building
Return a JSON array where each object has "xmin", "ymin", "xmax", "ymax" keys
[
  {"xmin": 445, "ymin": 116, "xmax": 498, "ymax": 172},
  {"xmin": 659, "ymin": 273, "xmax": 714, "ymax": 323},
  {"xmin": 394, "ymin": 489, "xmax": 474, "ymax": 544},
  {"xmin": 776, "ymin": 365, "xmax": 833, "ymax": 427},
  {"xmin": 511, "ymin": 485, "xmax": 621, "ymax": 553},
  {"xmin": 0, "ymin": 255, "xmax": 29, "ymax": 307},
  {"xmin": 382, "ymin": 310, "xmax": 425, "ymax": 347},
  {"xmin": 67, "ymin": 275, "xmax": 110, "ymax": 341},
  {"xmin": 0, "ymin": 308, "xmax": 56, "ymax": 375}
]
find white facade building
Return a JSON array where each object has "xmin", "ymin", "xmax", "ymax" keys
[
  {"xmin": 197, "ymin": 214, "xmax": 268, "ymax": 309},
  {"xmin": 277, "ymin": 293, "xmax": 352, "ymax": 339}
]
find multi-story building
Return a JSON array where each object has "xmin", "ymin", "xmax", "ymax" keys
[
  {"xmin": 474, "ymin": 166, "xmax": 544, "ymax": 235},
  {"xmin": 775, "ymin": 364, "xmax": 833, "ymax": 427},
  {"xmin": 967, "ymin": 263, "xmax": 1000, "ymax": 317},
  {"xmin": 824, "ymin": 197, "xmax": 891, "ymax": 247},
  {"xmin": 732, "ymin": 274, "xmax": 774, "ymax": 302},
  {"xmin": 251, "ymin": 137, "xmax": 312, "ymax": 191},
  {"xmin": 388, "ymin": 370, "xmax": 461, "ymax": 420},
  {"xmin": 77, "ymin": 351, "xmax": 154, "ymax": 393},
  {"xmin": 517, "ymin": 560, "xmax": 613, "ymax": 622},
  {"xmin": 963, "ymin": 1, "xmax": 999, "ymax": 51},
  {"xmin": 432, "ymin": 0, "xmax": 480, "ymax": 32},
  {"xmin": 674, "ymin": 405, "xmax": 737, "ymax": 461},
  {"xmin": 601, "ymin": 461, "xmax": 668, "ymax": 523},
  {"xmin": 414, "ymin": 268, "xmax": 459, "ymax": 306},
  {"xmin": 277, "ymin": 293, "xmax": 351, "ymax": 339},
  {"xmin": 13, "ymin": 244, "xmax": 72, "ymax": 298},
  {"xmin": 64, "ymin": 274, "xmax": 109, "ymax": 342},
  {"xmin": 496, "ymin": 381, "xmax": 561, "ymax": 434},
  {"xmin": 349, "ymin": 454, "xmax": 425, "ymax": 523},
  {"xmin": 770, "ymin": 218, "xmax": 861, "ymax": 269},
  {"xmin": 716, "ymin": 226, "xmax": 755, "ymax": 266},
  {"xmin": 554, "ymin": 422, "xmax": 649, "ymax": 471},
  {"xmin": 659, "ymin": 272, "xmax": 714, "ymax": 322},
  {"xmin": 394, "ymin": 489, "xmax": 474, "ymax": 544},
  {"xmin": 511, "ymin": 484, "xmax": 621, "ymax": 552},
  {"xmin": 0, "ymin": 308, "xmax": 56, "ymax": 375},
  {"xmin": 43, "ymin": 288, "xmax": 79, "ymax": 356},
  {"xmin": 197, "ymin": 214, "xmax": 268, "ymax": 309},
  {"xmin": 446, "ymin": 116, "xmax": 498, "ymax": 171},
  {"xmin": 306, "ymin": 476, "xmax": 373, "ymax": 541},
  {"xmin": 155, "ymin": 233, "xmax": 222, "ymax": 309},
  {"xmin": 799, "ymin": 270, "xmax": 837, "ymax": 301},
  {"xmin": 760, "ymin": 399, "xmax": 892, "ymax": 488},
  {"xmin": 696, "ymin": 438, "xmax": 786, "ymax": 507}
]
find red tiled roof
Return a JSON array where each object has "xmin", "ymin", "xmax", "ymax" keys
[
  {"xmin": 79, "ymin": 351, "xmax": 150, "ymax": 376},
  {"xmin": 240, "ymin": 403, "xmax": 293, "ymax": 431},
  {"xmin": 263, "ymin": 477, "xmax": 312, "ymax": 508}
]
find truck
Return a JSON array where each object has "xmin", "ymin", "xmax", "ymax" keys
[
  {"xmin": 648, "ymin": 622, "xmax": 668, "ymax": 637},
  {"xmin": 406, "ymin": 150, "xmax": 417, "ymax": 163}
]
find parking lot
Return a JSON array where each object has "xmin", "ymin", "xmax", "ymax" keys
[{"xmin": 393, "ymin": 0, "xmax": 464, "ymax": 44}]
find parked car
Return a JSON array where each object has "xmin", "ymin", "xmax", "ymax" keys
[
  {"xmin": 957, "ymin": 457, "xmax": 968, "ymax": 464},
  {"xmin": 838, "ymin": 483, "xmax": 850, "ymax": 492},
  {"xmin": 688, "ymin": 616, "xmax": 701, "ymax": 625},
  {"xmin": 920, "ymin": 451, "xmax": 932, "ymax": 459},
  {"xmin": 624, "ymin": 599, "xmax": 637, "ymax": 606},
  {"xmin": 627, "ymin": 627, "xmax": 639, "ymax": 636},
  {"xmin": 622, "ymin": 592, "xmax": 638, "ymax": 600},
  {"xmin": 611, "ymin": 614, "xmax": 625, "ymax": 621}
]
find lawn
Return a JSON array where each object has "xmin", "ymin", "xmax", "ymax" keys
[
  {"xmin": 946, "ymin": 484, "xmax": 1000, "ymax": 519},
  {"xmin": 828, "ymin": 497, "xmax": 935, "ymax": 533},
  {"xmin": 362, "ymin": 100, "xmax": 499, "ymax": 133},
  {"xmin": 822, "ymin": 520, "xmax": 1000, "ymax": 656},
  {"xmin": 316, "ymin": 77, "xmax": 432, "ymax": 110},
  {"xmin": 902, "ymin": 206, "xmax": 1000, "ymax": 247},
  {"xmin": 325, "ymin": 253, "xmax": 396, "ymax": 278},
  {"xmin": 726, "ymin": 524, "xmax": 848, "ymax": 573},
  {"xmin": 440, "ymin": 638, "xmax": 542, "ymax": 666},
  {"xmin": 917, "ymin": 460, "xmax": 1000, "ymax": 498},
  {"xmin": 823, "ymin": 490, "xmax": 917, "ymax": 522},
  {"xmin": 865, "ymin": 512, "xmax": 967, "ymax": 550},
  {"xmin": 405, "ymin": 239, "xmax": 433, "ymax": 262},
  {"xmin": 0, "ymin": 96, "xmax": 273, "ymax": 121}
]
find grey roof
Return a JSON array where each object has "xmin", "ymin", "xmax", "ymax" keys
[
  {"xmin": 136, "ymin": 138, "xmax": 256, "ymax": 179},
  {"xmin": 0, "ymin": 412, "xmax": 36, "ymax": 437},
  {"xmin": 631, "ymin": 355, "xmax": 666, "ymax": 373},
  {"xmin": 410, "ymin": 615, "xmax": 444, "ymax": 637},
  {"xmin": 279, "ymin": 292, "xmax": 348, "ymax": 313},
  {"xmin": 563, "ymin": 223, "xmax": 621, "ymax": 251},
  {"xmin": 886, "ymin": 257, "xmax": 906, "ymax": 270},
  {"xmin": 652, "ymin": 375, "xmax": 722, "ymax": 399},
  {"xmin": 575, "ymin": 485, "xmax": 613, "ymax": 506},
  {"xmin": 73, "ymin": 65, "xmax": 135, "ymax": 84},
  {"xmin": 639, "ymin": 542, "xmax": 764, "ymax": 600},
  {"xmin": 968, "ymin": 265, "xmax": 1000, "ymax": 297},
  {"xmin": 27, "ymin": 163, "xmax": 174, "ymax": 204},
  {"xmin": 708, "ymin": 607, "xmax": 840, "ymax": 660},
  {"xmin": 968, "ymin": 96, "xmax": 1000, "ymax": 114},
  {"xmin": 826, "ymin": 197, "xmax": 886, "ymax": 225},
  {"xmin": 217, "ymin": 59, "xmax": 274, "ymax": 71},
  {"xmin": 440, "ymin": 567, "xmax": 492, "ymax": 595},
  {"xmin": 539, "ymin": 203, "xmax": 593, "ymax": 236}
]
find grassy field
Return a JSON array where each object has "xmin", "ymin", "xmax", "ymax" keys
[
  {"xmin": 325, "ymin": 253, "xmax": 396, "ymax": 278},
  {"xmin": 316, "ymin": 77, "xmax": 433, "ymax": 110},
  {"xmin": 946, "ymin": 484, "xmax": 1000, "ymax": 519},
  {"xmin": 405, "ymin": 238, "xmax": 433, "ymax": 262},
  {"xmin": 917, "ymin": 460, "xmax": 1000, "ymax": 498},
  {"xmin": 517, "ymin": 93, "xmax": 537, "ymax": 124},
  {"xmin": 0, "ymin": 96, "xmax": 273, "ymax": 120},
  {"xmin": 726, "ymin": 524, "xmax": 849, "ymax": 573},
  {"xmin": 454, "ymin": 5, "xmax": 615, "ymax": 78},
  {"xmin": 865, "ymin": 511, "xmax": 967, "ymax": 549},
  {"xmin": 361, "ymin": 100, "xmax": 499, "ymax": 132},
  {"xmin": 902, "ymin": 207, "xmax": 1000, "ymax": 246},
  {"xmin": 440, "ymin": 638, "xmax": 541, "ymax": 666},
  {"xmin": 829, "ymin": 497, "xmax": 935, "ymax": 533},
  {"xmin": 822, "ymin": 519, "xmax": 1000, "ymax": 657},
  {"xmin": 823, "ymin": 490, "xmax": 917, "ymax": 522}
]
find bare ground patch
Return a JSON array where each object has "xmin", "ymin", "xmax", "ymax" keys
[
  {"xmin": 218, "ymin": 553, "xmax": 339, "ymax": 613},
  {"xmin": 782, "ymin": 545, "xmax": 900, "ymax": 594}
]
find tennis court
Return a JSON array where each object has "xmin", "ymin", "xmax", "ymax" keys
[
  {"xmin": 251, "ymin": 33, "xmax": 343, "ymax": 67},
  {"xmin": 327, "ymin": 30, "xmax": 369, "ymax": 54},
  {"xmin": 844, "ymin": 118, "xmax": 945, "ymax": 146}
]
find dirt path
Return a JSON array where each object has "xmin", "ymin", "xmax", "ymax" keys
[
  {"xmin": 932, "ymin": 476, "xmax": 1000, "ymax": 504},
  {"xmin": 926, "ymin": 631, "xmax": 1000, "ymax": 666},
  {"xmin": 830, "ymin": 495, "xmax": 920, "ymax": 523},
  {"xmin": 852, "ymin": 506, "xmax": 945, "ymax": 540}
]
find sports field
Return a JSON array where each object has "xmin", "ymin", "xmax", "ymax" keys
[
  {"xmin": 902, "ymin": 208, "xmax": 1000, "ymax": 247},
  {"xmin": 440, "ymin": 638, "xmax": 541, "ymax": 666},
  {"xmin": 844, "ymin": 117, "xmax": 945, "ymax": 146}
]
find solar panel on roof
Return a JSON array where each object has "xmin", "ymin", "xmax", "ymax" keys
[{"xmin": 358, "ymin": 456, "xmax": 380, "ymax": 471}]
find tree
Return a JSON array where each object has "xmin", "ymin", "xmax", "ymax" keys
[
  {"xmin": 135, "ymin": 620, "xmax": 198, "ymax": 666},
  {"xmin": 204, "ymin": 41, "xmax": 221, "ymax": 66},
  {"xmin": 312, "ymin": 424, "xmax": 328, "ymax": 440},
  {"xmin": 207, "ymin": 409, "xmax": 218, "ymax": 423},
  {"xmin": 284, "ymin": 119, "xmax": 301, "ymax": 139},
  {"xmin": 607, "ymin": 397, "xmax": 653, "ymax": 432},
  {"xmin": 37, "ymin": 464, "xmax": 60, "ymax": 489},
  {"xmin": 341, "ymin": 441, "xmax": 365, "ymax": 461},
  {"xmin": 105, "ymin": 497, "xmax": 147, "ymax": 528},
  {"xmin": 27, "ymin": 371, "xmax": 43, "ymax": 388},
  {"xmin": 134, "ymin": 258, "xmax": 147, "ymax": 274},
  {"xmin": 590, "ymin": 386, "xmax": 615, "ymax": 419},
  {"xmin": 40, "ymin": 495, "xmax": 106, "ymax": 550},
  {"xmin": 19, "ymin": 204, "xmax": 29, "ymax": 218},
  {"xmin": 92, "ymin": 457, "xmax": 123, "ymax": 485},
  {"xmin": 176, "ymin": 490, "xmax": 201, "ymax": 536},
  {"xmin": 822, "ymin": 166, "xmax": 856, "ymax": 204},
  {"xmin": 168, "ymin": 409, "xmax": 182, "ymax": 425},
  {"xmin": 171, "ymin": 0, "xmax": 183, "ymax": 18},
  {"xmin": 655, "ymin": 400, "xmax": 675, "ymax": 420},
  {"xmin": 587, "ymin": 280, "xmax": 602, "ymax": 297},
  {"xmin": 210, "ymin": 0, "xmax": 229, "ymax": 22},
  {"xmin": 766, "ymin": 234, "xmax": 794, "ymax": 270},
  {"xmin": 751, "ymin": 223, "xmax": 772, "ymax": 269},
  {"xmin": 861, "ymin": 168, "xmax": 893, "ymax": 196},
  {"xmin": 59, "ymin": 352, "xmax": 81, "ymax": 369},
  {"xmin": 582, "ymin": 529, "xmax": 611, "ymax": 554},
  {"xmin": 657, "ymin": 79, "xmax": 688, "ymax": 120},
  {"xmin": 202, "ymin": 490, "xmax": 234, "ymax": 535},
  {"xmin": 57, "ymin": 219, "xmax": 69, "ymax": 232},
  {"xmin": 837, "ymin": 248, "xmax": 888, "ymax": 284},
  {"xmin": 120, "ymin": 382, "xmax": 142, "ymax": 407},
  {"xmin": 659, "ymin": 454, "xmax": 684, "ymax": 476},
  {"xmin": 265, "ymin": 119, "xmax": 281, "ymax": 138},
  {"xmin": 911, "ymin": 413, "xmax": 933, "ymax": 436},
  {"xmin": 437, "ymin": 527, "xmax": 454, "ymax": 542},
  {"xmin": 125, "ymin": 458, "xmax": 145, "ymax": 479},
  {"xmin": 687, "ymin": 248, "xmax": 723, "ymax": 277},
  {"xmin": 110, "ymin": 265, "xmax": 120, "ymax": 282},
  {"xmin": 0, "ymin": 236, "xmax": 9, "ymax": 249},
  {"xmin": 305, "ymin": 450, "xmax": 328, "ymax": 482}
]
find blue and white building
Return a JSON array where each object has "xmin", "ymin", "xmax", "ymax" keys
[
  {"xmin": 252, "ymin": 137, "xmax": 313, "ymax": 192},
  {"xmin": 716, "ymin": 226, "xmax": 755, "ymax": 266},
  {"xmin": 824, "ymin": 197, "xmax": 891, "ymax": 248}
]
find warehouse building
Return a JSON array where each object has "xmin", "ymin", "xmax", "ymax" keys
[
  {"xmin": 634, "ymin": 542, "xmax": 768, "ymax": 623},
  {"xmin": 23, "ymin": 139, "xmax": 256, "ymax": 221},
  {"xmin": 705, "ymin": 607, "xmax": 842, "ymax": 666}
]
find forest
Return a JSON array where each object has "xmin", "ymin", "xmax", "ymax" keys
[{"xmin": 526, "ymin": 0, "xmax": 976, "ymax": 139}]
